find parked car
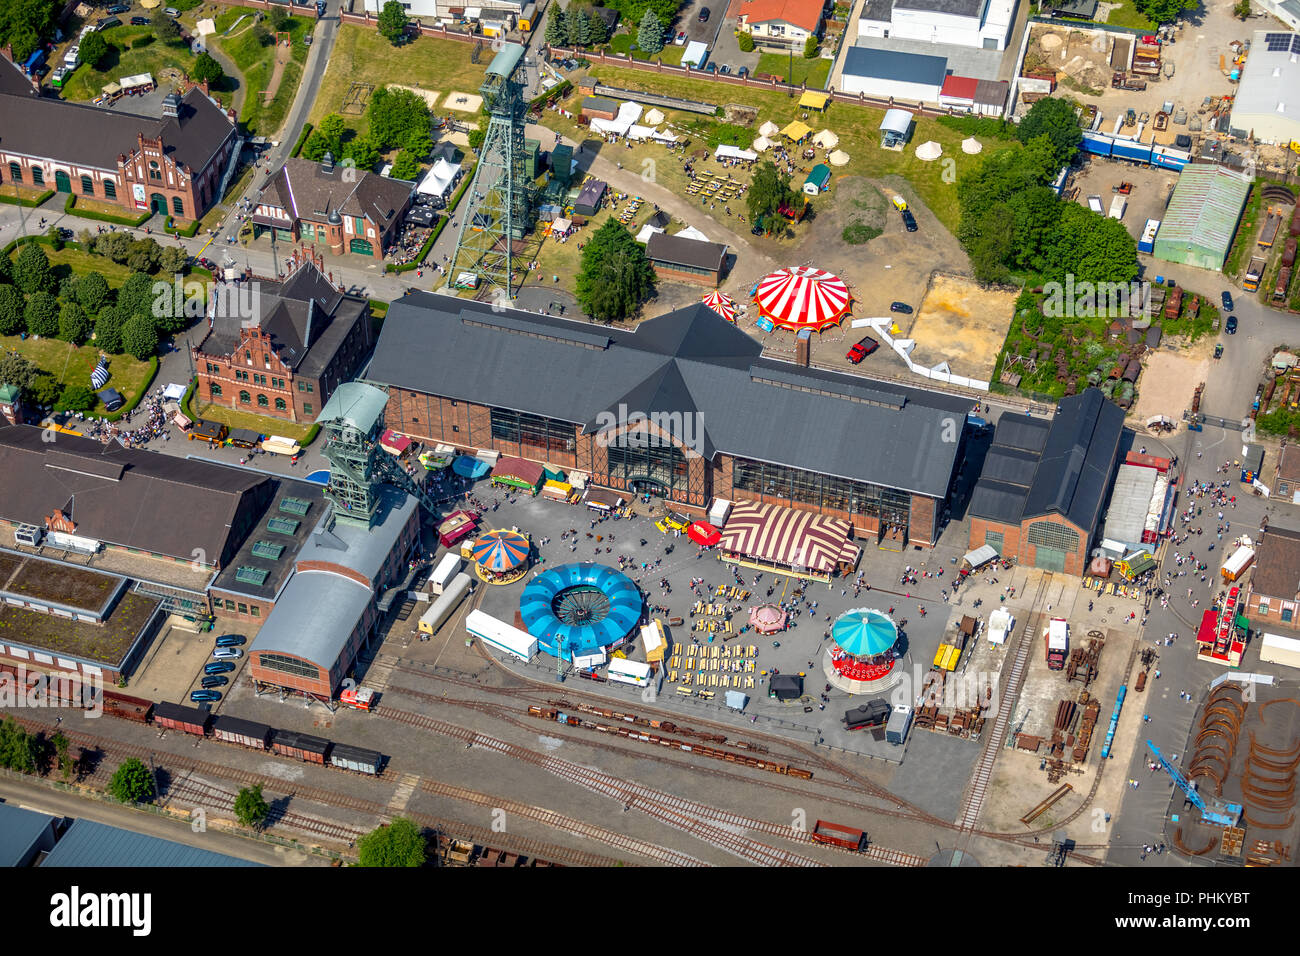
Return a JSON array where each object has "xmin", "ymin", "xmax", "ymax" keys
[
  {"xmin": 1225, "ymin": 314, "xmax": 1237, "ymax": 334},
  {"xmin": 106, "ymin": 4, "xmax": 129, "ymax": 13},
  {"xmin": 190, "ymin": 690, "xmax": 222, "ymax": 703},
  {"xmin": 316, "ymin": 0, "xmax": 328, "ymax": 14},
  {"xmin": 901, "ymin": 209, "xmax": 918, "ymax": 232},
  {"xmin": 165, "ymin": 6, "xmax": 181, "ymax": 15},
  {"xmin": 698, "ymin": 6, "xmax": 711, "ymax": 20},
  {"xmin": 705, "ymin": 62, "xmax": 717, "ymax": 73},
  {"xmin": 847, "ymin": 337, "xmax": 879, "ymax": 363},
  {"xmin": 215, "ymin": 634, "xmax": 246, "ymax": 647},
  {"xmin": 656, "ymin": 512, "xmax": 690, "ymax": 533},
  {"xmin": 204, "ymin": 661, "xmax": 235, "ymax": 675},
  {"xmin": 738, "ymin": 66, "xmax": 749, "ymax": 78},
  {"xmin": 1221, "ymin": 290, "xmax": 1234, "ymax": 311},
  {"xmin": 719, "ymin": 64, "xmax": 731, "ymax": 74},
  {"xmin": 200, "ymin": 676, "xmax": 228, "ymax": 689},
  {"xmin": 675, "ymin": 31, "xmax": 686, "ymax": 45},
  {"xmin": 890, "ymin": 301, "xmax": 913, "ymax": 314},
  {"xmin": 212, "ymin": 647, "xmax": 243, "ymax": 660},
  {"xmin": 130, "ymin": 16, "xmax": 150, "ymax": 25},
  {"xmin": 97, "ymin": 17, "xmax": 121, "ymax": 29}
]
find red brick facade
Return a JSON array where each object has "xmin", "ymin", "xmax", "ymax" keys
[{"xmin": 969, "ymin": 513, "xmax": 1089, "ymax": 576}]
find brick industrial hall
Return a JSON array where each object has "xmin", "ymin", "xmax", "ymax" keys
[{"xmin": 365, "ymin": 294, "xmax": 975, "ymax": 548}]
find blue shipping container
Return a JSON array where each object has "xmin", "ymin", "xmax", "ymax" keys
[
  {"xmin": 1081, "ymin": 133, "xmax": 1113, "ymax": 157},
  {"xmin": 1111, "ymin": 140, "xmax": 1153, "ymax": 164},
  {"xmin": 22, "ymin": 48, "xmax": 45, "ymax": 75}
]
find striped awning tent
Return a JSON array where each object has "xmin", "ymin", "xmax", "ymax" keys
[
  {"xmin": 471, "ymin": 529, "xmax": 531, "ymax": 573},
  {"xmin": 718, "ymin": 500, "xmax": 855, "ymax": 573},
  {"xmin": 90, "ymin": 358, "xmax": 110, "ymax": 390},
  {"xmin": 754, "ymin": 267, "xmax": 852, "ymax": 331}
]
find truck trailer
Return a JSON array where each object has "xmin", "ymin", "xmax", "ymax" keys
[
  {"xmin": 1046, "ymin": 618, "xmax": 1069, "ymax": 670},
  {"xmin": 1243, "ymin": 255, "xmax": 1267, "ymax": 292}
]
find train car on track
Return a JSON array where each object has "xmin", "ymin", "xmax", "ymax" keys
[
  {"xmin": 811, "ymin": 819, "xmax": 869, "ymax": 852},
  {"xmin": 100, "ymin": 690, "xmax": 155, "ymax": 723},
  {"xmin": 211, "ymin": 715, "xmax": 273, "ymax": 751},
  {"xmin": 328, "ymin": 743, "xmax": 384, "ymax": 776},
  {"xmin": 153, "ymin": 701, "xmax": 212, "ymax": 737},
  {"xmin": 271, "ymin": 730, "xmax": 331, "ymax": 765}
]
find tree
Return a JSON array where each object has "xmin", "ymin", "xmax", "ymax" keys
[
  {"xmin": 587, "ymin": 9, "xmax": 608, "ymax": 45},
  {"xmin": 965, "ymin": 205, "xmax": 1016, "ymax": 285},
  {"xmin": 1015, "ymin": 97, "xmax": 1083, "ymax": 168},
  {"xmin": 0, "ymin": 0, "xmax": 58, "ymax": 62},
  {"xmin": 29, "ymin": 372, "xmax": 61, "ymax": 408},
  {"xmin": 74, "ymin": 272, "xmax": 110, "ymax": 314},
  {"xmin": 545, "ymin": 6, "xmax": 568, "ymax": 46},
  {"xmin": 1045, "ymin": 203, "xmax": 1138, "ymax": 286},
  {"xmin": 252, "ymin": 23, "xmax": 273, "ymax": 47},
  {"xmin": 53, "ymin": 731, "xmax": 72, "ymax": 782},
  {"xmin": 344, "ymin": 132, "xmax": 382, "ymax": 172},
  {"xmin": 390, "ymin": 149, "xmax": 422, "ymax": 181},
  {"xmin": 0, "ymin": 285, "xmax": 25, "ymax": 336},
  {"xmin": 13, "ymin": 242, "xmax": 54, "ymax": 295},
  {"xmin": 153, "ymin": 8, "xmax": 181, "ymax": 41},
  {"xmin": 636, "ymin": 9, "xmax": 664, "ymax": 55},
  {"xmin": 1233, "ymin": 0, "xmax": 1251, "ymax": 17},
  {"xmin": 575, "ymin": 219, "xmax": 656, "ymax": 323},
  {"xmin": 404, "ymin": 127, "xmax": 433, "ymax": 159},
  {"xmin": 93, "ymin": 231, "xmax": 133, "ymax": 264},
  {"xmin": 117, "ymin": 272, "xmax": 157, "ymax": 320},
  {"xmin": 312, "ymin": 113, "xmax": 348, "ymax": 159},
  {"xmin": 746, "ymin": 160, "xmax": 796, "ymax": 224},
  {"xmin": 24, "ymin": 291, "xmax": 59, "ymax": 337},
  {"xmin": 58, "ymin": 300, "xmax": 92, "ymax": 344},
  {"xmin": 121, "ymin": 313, "xmax": 159, "ymax": 360},
  {"xmin": 569, "ymin": 7, "xmax": 591, "ymax": 46},
  {"xmin": 467, "ymin": 111, "xmax": 489, "ymax": 151},
  {"xmin": 737, "ymin": 31, "xmax": 755, "ymax": 53},
  {"xmin": 159, "ymin": 245, "xmax": 189, "ymax": 276},
  {"xmin": 367, "ymin": 87, "xmax": 431, "ymax": 151},
  {"xmin": 192, "ymin": 51, "xmax": 225, "ymax": 86},
  {"xmin": 0, "ymin": 249, "xmax": 12, "ymax": 286},
  {"xmin": 55, "ymin": 383, "xmax": 96, "ymax": 413},
  {"xmin": 357, "ymin": 817, "xmax": 427, "ymax": 866},
  {"xmin": 94, "ymin": 307, "xmax": 126, "ymax": 354},
  {"xmin": 80, "ymin": 30, "xmax": 110, "ymax": 70},
  {"xmin": 0, "ymin": 716, "xmax": 38, "ymax": 774},
  {"xmin": 127, "ymin": 238, "xmax": 163, "ymax": 274},
  {"xmin": 1132, "ymin": 0, "xmax": 1197, "ymax": 24},
  {"xmin": 378, "ymin": 0, "xmax": 410, "ymax": 45},
  {"xmin": 268, "ymin": 6, "xmax": 290, "ymax": 31},
  {"xmin": 108, "ymin": 756, "xmax": 155, "ymax": 803},
  {"xmin": 0, "ymin": 352, "xmax": 38, "ymax": 392},
  {"xmin": 234, "ymin": 784, "xmax": 271, "ymax": 829},
  {"xmin": 803, "ymin": 34, "xmax": 819, "ymax": 58}
]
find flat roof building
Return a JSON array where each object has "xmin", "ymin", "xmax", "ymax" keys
[
  {"xmin": 840, "ymin": 47, "xmax": 949, "ymax": 103},
  {"xmin": 1229, "ymin": 31, "xmax": 1300, "ymax": 146},
  {"xmin": 367, "ymin": 296, "xmax": 974, "ymax": 547}
]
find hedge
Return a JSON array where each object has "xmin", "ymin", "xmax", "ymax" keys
[
  {"xmin": 0, "ymin": 189, "xmax": 54, "ymax": 208},
  {"xmin": 164, "ymin": 216, "xmax": 202, "ymax": 237},
  {"xmin": 105, "ymin": 356, "xmax": 159, "ymax": 422},
  {"xmin": 387, "ymin": 164, "xmax": 475, "ymax": 274},
  {"xmin": 64, "ymin": 194, "xmax": 152, "ymax": 227},
  {"xmin": 180, "ymin": 374, "xmax": 199, "ymax": 421},
  {"xmin": 529, "ymin": 79, "xmax": 571, "ymax": 110},
  {"xmin": 291, "ymin": 123, "xmax": 314, "ymax": 159},
  {"xmin": 301, "ymin": 423, "xmax": 321, "ymax": 448}
]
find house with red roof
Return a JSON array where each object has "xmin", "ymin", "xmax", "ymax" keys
[{"xmin": 736, "ymin": 0, "xmax": 826, "ymax": 50}]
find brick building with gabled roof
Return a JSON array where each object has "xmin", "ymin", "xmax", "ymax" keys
[{"xmin": 251, "ymin": 155, "xmax": 415, "ymax": 260}]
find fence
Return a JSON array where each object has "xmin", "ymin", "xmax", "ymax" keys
[{"xmin": 850, "ymin": 316, "xmax": 992, "ymax": 392}]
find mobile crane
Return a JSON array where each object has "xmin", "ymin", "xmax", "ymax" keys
[{"xmin": 1147, "ymin": 740, "xmax": 1242, "ymax": 827}]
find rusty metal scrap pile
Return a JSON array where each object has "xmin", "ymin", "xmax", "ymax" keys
[{"xmin": 1240, "ymin": 699, "xmax": 1300, "ymax": 839}]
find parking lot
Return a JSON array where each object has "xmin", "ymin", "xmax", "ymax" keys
[
  {"xmin": 1067, "ymin": 158, "xmax": 1179, "ymax": 243},
  {"xmin": 126, "ymin": 617, "xmax": 253, "ymax": 706}
]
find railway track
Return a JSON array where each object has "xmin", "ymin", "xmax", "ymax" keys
[{"xmin": 164, "ymin": 775, "xmax": 366, "ymax": 844}]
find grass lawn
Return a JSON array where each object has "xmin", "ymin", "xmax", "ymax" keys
[
  {"xmin": 190, "ymin": 400, "xmax": 316, "ymax": 442},
  {"xmin": 575, "ymin": 65, "xmax": 1018, "ymax": 233},
  {"xmin": 0, "ymin": 184, "xmax": 51, "ymax": 203},
  {"xmin": 308, "ymin": 26, "xmax": 488, "ymax": 134},
  {"xmin": 60, "ymin": 27, "xmax": 204, "ymax": 102},
  {"xmin": 755, "ymin": 53, "xmax": 831, "ymax": 88},
  {"xmin": 0, "ymin": 333, "xmax": 154, "ymax": 412},
  {"xmin": 1101, "ymin": 1, "xmax": 1156, "ymax": 30},
  {"xmin": 16, "ymin": 245, "xmax": 135, "ymax": 286},
  {"xmin": 214, "ymin": 12, "xmax": 313, "ymax": 136},
  {"xmin": 608, "ymin": 35, "xmax": 686, "ymax": 65}
]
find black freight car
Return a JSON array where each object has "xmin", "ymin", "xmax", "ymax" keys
[
  {"xmin": 211, "ymin": 714, "xmax": 273, "ymax": 751},
  {"xmin": 153, "ymin": 701, "xmax": 212, "ymax": 737},
  {"xmin": 328, "ymin": 743, "xmax": 384, "ymax": 776},
  {"xmin": 271, "ymin": 730, "xmax": 330, "ymax": 765},
  {"xmin": 100, "ymin": 690, "xmax": 155, "ymax": 723}
]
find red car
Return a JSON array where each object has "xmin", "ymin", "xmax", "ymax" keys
[{"xmin": 846, "ymin": 337, "xmax": 879, "ymax": 363}]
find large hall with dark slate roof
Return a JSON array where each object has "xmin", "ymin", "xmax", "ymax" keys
[{"xmin": 367, "ymin": 293, "xmax": 976, "ymax": 547}]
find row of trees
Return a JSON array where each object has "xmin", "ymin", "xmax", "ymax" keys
[
  {"xmin": 956, "ymin": 98, "xmax": 1137, "ymax": 287},
  {"xmin": 0, "ymin": 0, "xmax": 57, "ymax": 62},
  {"xmin": 545, "ymin": 5, "xmax": 613, "ymax": 49},
  {"xmin": 302, "ymin": 87, "xmax": 433, "ymax": 181}
]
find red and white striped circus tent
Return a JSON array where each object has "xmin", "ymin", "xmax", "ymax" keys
[
  {"xmin": 754, "ymin": 267, "xmax": 851, "ymax": 331},
  {"xmin": 700, "ymin": 290, "xmax": 738, "ymax": 323},
  {"xmin": 718, "ymin": 500, "xmax": 860, "ymax": 580}
]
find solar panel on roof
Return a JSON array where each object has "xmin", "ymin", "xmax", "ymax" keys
[
  {"xmin": 267, "ymin": 517, "xmax": 300, "ymax": 535},
  {"xmin": 279, "ymin": 496, "xmax": 311, "ymax": 516},
  {"xmin": 1294, "ymin": 34, "xmax": 1300, "ymax": 54},
  {"xmin": 251, "ymin": 540, "xmax": 284, "ymax": 560},
  {"xmin": 235, "ymin": 566, "xmax": 269, "ymax": 586},
  {"xmin": 1264, "ymin": 32, "xmax": 1292, "ymax": 51}
]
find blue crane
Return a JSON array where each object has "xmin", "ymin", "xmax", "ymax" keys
[{"xmin": 1146, "ymin": 740, "xmax": 1242, "ymax": 827}]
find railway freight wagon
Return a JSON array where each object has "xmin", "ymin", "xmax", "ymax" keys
[
  {"xmin": 153, "ymin": 701, "xmax": 212, "ymax": 737},
  {"xmin": 329, "ymin": 743, "xmax": 385, "ymax": 776},
  {"xmin": 272, "ymin": 730, "xmax": 331, "ymax": 765},
  {"xmin": 101, "ymin": 691, "xmax": 155, "ymax": 723},
  {"xmin": 211, "ymin": 715, "xmax": 273, "ymax": 750}
]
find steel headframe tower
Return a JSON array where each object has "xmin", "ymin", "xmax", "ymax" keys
[{"xmin": 446, "ymin": 42, "xmax": 534, "ymax": 301}]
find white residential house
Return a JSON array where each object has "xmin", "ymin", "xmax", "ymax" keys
[
  {"xmin": 859, "ymin": 0, "xmax": 1019, "ymax": 52},
  {"xmin": 736, "ymin": 0, "xmax": 826, "ymax": 50}
]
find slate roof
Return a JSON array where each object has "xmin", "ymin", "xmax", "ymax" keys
[
  {"xmin": 0, "ymin": 57, "xmax": 234, "ymax": 173},
  {"xmin": 1023, "ymin": 389, "xmax": 1125, "ymax": 530},
  {"xmin": 843, "ymin": 47, "xmax": 948, "ymax": 85},
  {"xmin": 197, "ymin": 261, "xmax": 365, "ymax": 376},
  {"xmin": 1252, "ymin": 525, "xmax": 1300, "ymax": 600},
  {"xmin": 366, "ymin": 295, "xmax": 972, "ymax": 498},
  {"xmin": 645, "ymin": 232, "xmax": 728, "ymax": 272},
  {"xmin": 0, "ymin": 424, "xmax": 267, "ymax": 564},
  {"xmin": 261, "ymin": 158, "xmax": 413, "ymax": 231}
]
